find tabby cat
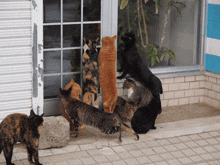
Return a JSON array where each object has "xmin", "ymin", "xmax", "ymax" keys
[
  {"xmin": 123, "ymin": 78, "xmax": 153, "ymax": 108},
  {"xmin": 114, "ymin": 96, "xmax": 138, "ymax": 122},
  {"xmin": 59, "ymin": 87, "xmax": 139, "ymax": 141},
  {"xmin": 82, "ymin": 38, "xmax": 99, "ymax": 108},
  {"xmin": 0, "ymin": 110, "xmax": 44, "ymax": 165}
]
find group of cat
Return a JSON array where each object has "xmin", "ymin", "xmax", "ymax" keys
[
  {"xmin": 60, "ymin": 32, "xmax": 163, "ymax": 139},
  {"xmin": 0, "ymin": 32, "xmax": 162, "ymax": 165}
]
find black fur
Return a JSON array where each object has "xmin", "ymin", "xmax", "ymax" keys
[
  {"xmin": 131, "ymin": 97, "xmax": 160, "ymax": 134},
  {"xmin": 117, "ymin": 32, "xmax": 163, "ymax": 114}
]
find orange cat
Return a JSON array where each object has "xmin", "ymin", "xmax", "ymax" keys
[
  {"xmin": 62, "ymin": 78, "xmax": 84, "ymax": 131},
  {"xmin": 98, "ymin": 35, "xmax": 117, "ymax": 113}
]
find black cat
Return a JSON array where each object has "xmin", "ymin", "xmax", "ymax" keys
[
  {"xmin": 131, "ymin": 97, "xmax": 160, "ymax": 134},
  {"xmin": 117, "ymin": 31, "xmax": 163, "ymax": 114}
]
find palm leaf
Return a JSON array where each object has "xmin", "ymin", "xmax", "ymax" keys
[{"xmin": 120, "ymin": 0, "xmax": 129, "ymax": 9}]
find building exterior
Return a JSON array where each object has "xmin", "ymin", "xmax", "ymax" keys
[{"xmin": 0, "ymin": 0, "xmax": 219, "ymax": 121}]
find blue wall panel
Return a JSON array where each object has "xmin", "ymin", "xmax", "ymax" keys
[
  {"xmin": 207, "ymin": 21, "xmax": 220, "ymax": 40},
  {"xmin": 205, "ymin": 54, "xmax": 220, "ymax": 74},
  {"xmin": 207, "ymin": 4, "xmax": 220, "ymax": 22},
  {"xmin": 207, "ymin": 4, "xmax": 220, "ymax": 40}
]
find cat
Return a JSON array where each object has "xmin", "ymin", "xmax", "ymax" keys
[
  {"xmin": 63, "ymin": 78, "xmax": 84, "ymax": 131},
  {"xmin": 98, "ymin": 35, "xmax": 118, "ymax": 113},
  {"xmin": 0, "ymin": 110, "xmax": 44, "ymax": 165},
  {"xmin": 123, "ymin": 78, "xmax": 153, "ymax": 109},
  {"xmin": 117, "ymin": 32, "xmax": 163, "ymax": 114},
  {"xmin": 59, "ymin": 87, "xmax": 139, "ymax": 141},
  {"xmin": 83, "ymin": 38, "xmax": 99, "ymax": 108},
  {"xmin": 114, "ymin": 96, "xmax": 138, "ymax": 122},
  {"xmin": 131, "ymin": 97, "xmax": 160, "ymax": 134}
]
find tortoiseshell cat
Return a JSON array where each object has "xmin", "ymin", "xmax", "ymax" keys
[
  {"xmin": 82, "ymin": 38, "xmax": 99, "ymax": 108},
  {"xmin": 0, "ymin": 110, "xmax": 44, "ymax": 165},
  {"xmin": 123, "ymin": 78, "xmax": 153, "ymax": 109}
]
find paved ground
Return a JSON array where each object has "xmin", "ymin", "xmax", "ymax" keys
[{"xmin": 0, "ymin": 104, "xmax": 220, "ymax": 165}]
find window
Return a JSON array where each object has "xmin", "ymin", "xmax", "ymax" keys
[
  {"xmin": 42, "ymin": 0, "xmax": 101, "ymax": 115},
  {"xmin": 117, "ymin": 0, "xmax": 205, "ymax": 77}
]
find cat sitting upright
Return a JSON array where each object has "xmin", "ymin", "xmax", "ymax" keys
[
  {"xmin": 98, "ymin": 35, "xmax": 118, "ymax": 113},
  {"xmin": 0, "ymin": 110, "xmax": 44, "ymax": 165},
  {"xmin": 117, "ymin": 32, "xmax": 163, "ymax": 114},
  {"xmin": 131, "ymin": 97, "xmax": 160, "ymax": 134}
]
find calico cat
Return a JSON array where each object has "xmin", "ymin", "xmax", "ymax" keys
[
  {"xmin": 0, "ymin": 110, "xmax": 44, "ymax": 165},
  {"xmin": 59, "ymin": 87, "xmax": 139, "ymax": 141},
  {"xmin": 117, "ymin": 32, "xmax": 163, "ymax": 114},
  {"xmin": 123, "ymin": 78, "xmax": 153, "ymax": 108},
  {"xmin": 98, "ymin": 35, "xmax": 118, "ymax": 113},
  {"xmin": 114, "ymin": 96, "xmax": 138, "ymax": 122},
  {"xmin": 83, "ymin": 38, "xmax": 99, "ymax": 108},
  {"xmin": 131, "ymin": 97, "xmax": 160, "ymax": 134}
]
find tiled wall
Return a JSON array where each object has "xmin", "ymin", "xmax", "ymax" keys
[{"xmin": 117, "ymin": 71, "xmax": 220, "ymax": 109}]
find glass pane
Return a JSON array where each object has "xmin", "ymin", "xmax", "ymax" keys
[
  {"xmin": 83, "ymin": 24, "xmax": 100, "ymax": 42},
  {"xmin": 117, "ymin": 0, "xmax": 200, "ymax": 68},
  {"xmin": 63, "ymin": 0, "xmax": 81, "ymax": 22},
  {"xmin": 43, "ymin": 0, "xmax": 61, "ymax": 23},
  {"xmin": 63, "ymin": 49, "xmax": 81, "ymax": 72},
  {"xmin": 44, "ymin": 76, "xmax": 61, "ymax": 99},
  {"xmin": 44, "ymin": 51, "xmax": 61, "ymax": 74},
  {"xmin": 44, "ymin": 26, "xmax": 61, "ymax": 48},
  {"xmin": 63, "ymin": 74, "xmax": 81, "ymax": 89},
  {"xmin": 83, "ymin": 0, "xmax": 101, "ymax": 21},
  {"xmin": 63, "ymin": 25, "xmax": 81, "ymax": 47},
  {"xmin": 169, "ymin": 0, "xmax": 197, "ymax": 66}
]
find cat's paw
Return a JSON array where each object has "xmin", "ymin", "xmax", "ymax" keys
[
  {"xmin": 151, "ymin": 126, "xmax": 156, "ymax": 129},
  {"xmin": 135, "ymin": 134, "xmax": 139, "ymax": 141},
  {"xmin": 11, "ymin": 163, "xmax": 15, "ymax": 165}
]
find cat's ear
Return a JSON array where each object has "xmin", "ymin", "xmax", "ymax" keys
[
  {"xmin": 30, "ymin": 109, "xmax": 36, "ymax": 117},
  {"xmin": 41, "ymin": 113, "xmax": 44, "ymax": 117},
  {"xmin": 59, "ymin": 88, "xmax": 63, "ymax": 94},
  {"xmin": 112, "ymin": 35, "xmax": 117, "ymax": 40}
]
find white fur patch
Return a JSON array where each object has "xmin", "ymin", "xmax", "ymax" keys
[
  {"xmin": 127, "ymin": 88, "xmax": 134, "ymax": 98},
  {"xmin": 84, "ymin": 44, "xmax": 88, "ymax": 52}
]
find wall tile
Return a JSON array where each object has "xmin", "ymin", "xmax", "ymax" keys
[{"xmin": 185, "ymin": 76, "xmax": 195, "ymax": 82}]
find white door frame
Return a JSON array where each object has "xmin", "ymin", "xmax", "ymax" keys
[{"xmin": 31, "ymin": 0, "xmax": 118, "ymax": 115}]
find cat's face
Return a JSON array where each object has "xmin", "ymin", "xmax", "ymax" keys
[
  {"xmin": 84, "ymin": 38, "xmax": 99, "ymax": 54},
  {"xmin": 121, "ymin": 32, "xmax": 135, "ymax": 45}
]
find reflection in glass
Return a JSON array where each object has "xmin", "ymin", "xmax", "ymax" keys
[
  {"xmin": 63, "ymin": 49, "xmax": 81, "ymax": 72},
  {"xmin": 63, "ymin": 74, "xmax": 81, "ymax": 89},
  {"xmin": 63, "ymin": 0, "xmax": 81, "ymax": 22},
  {"xmin": 83, "ymin": 0, "xmax": 101, "ymax": 21},
  {"xmin": 83, "ymin": 24, "xmax": 100, "ymax": 42},
  {"xmin": 63, "ymin": 25, "xmax": 81, "ymax": 47},
  {"xmin": 44, "ymin": 26, "xmax": 61, "ymax": 49},
  {"xmin": 43, "ymin": 51, "xmax": 61, "ymax": 74},
  {"xmin": 44, "ymin": 76, "xmax": 61, "ymax": 99},
  {"xmin": 43, "ymin": 0, "xmax": 61, "ymax": 23}
]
